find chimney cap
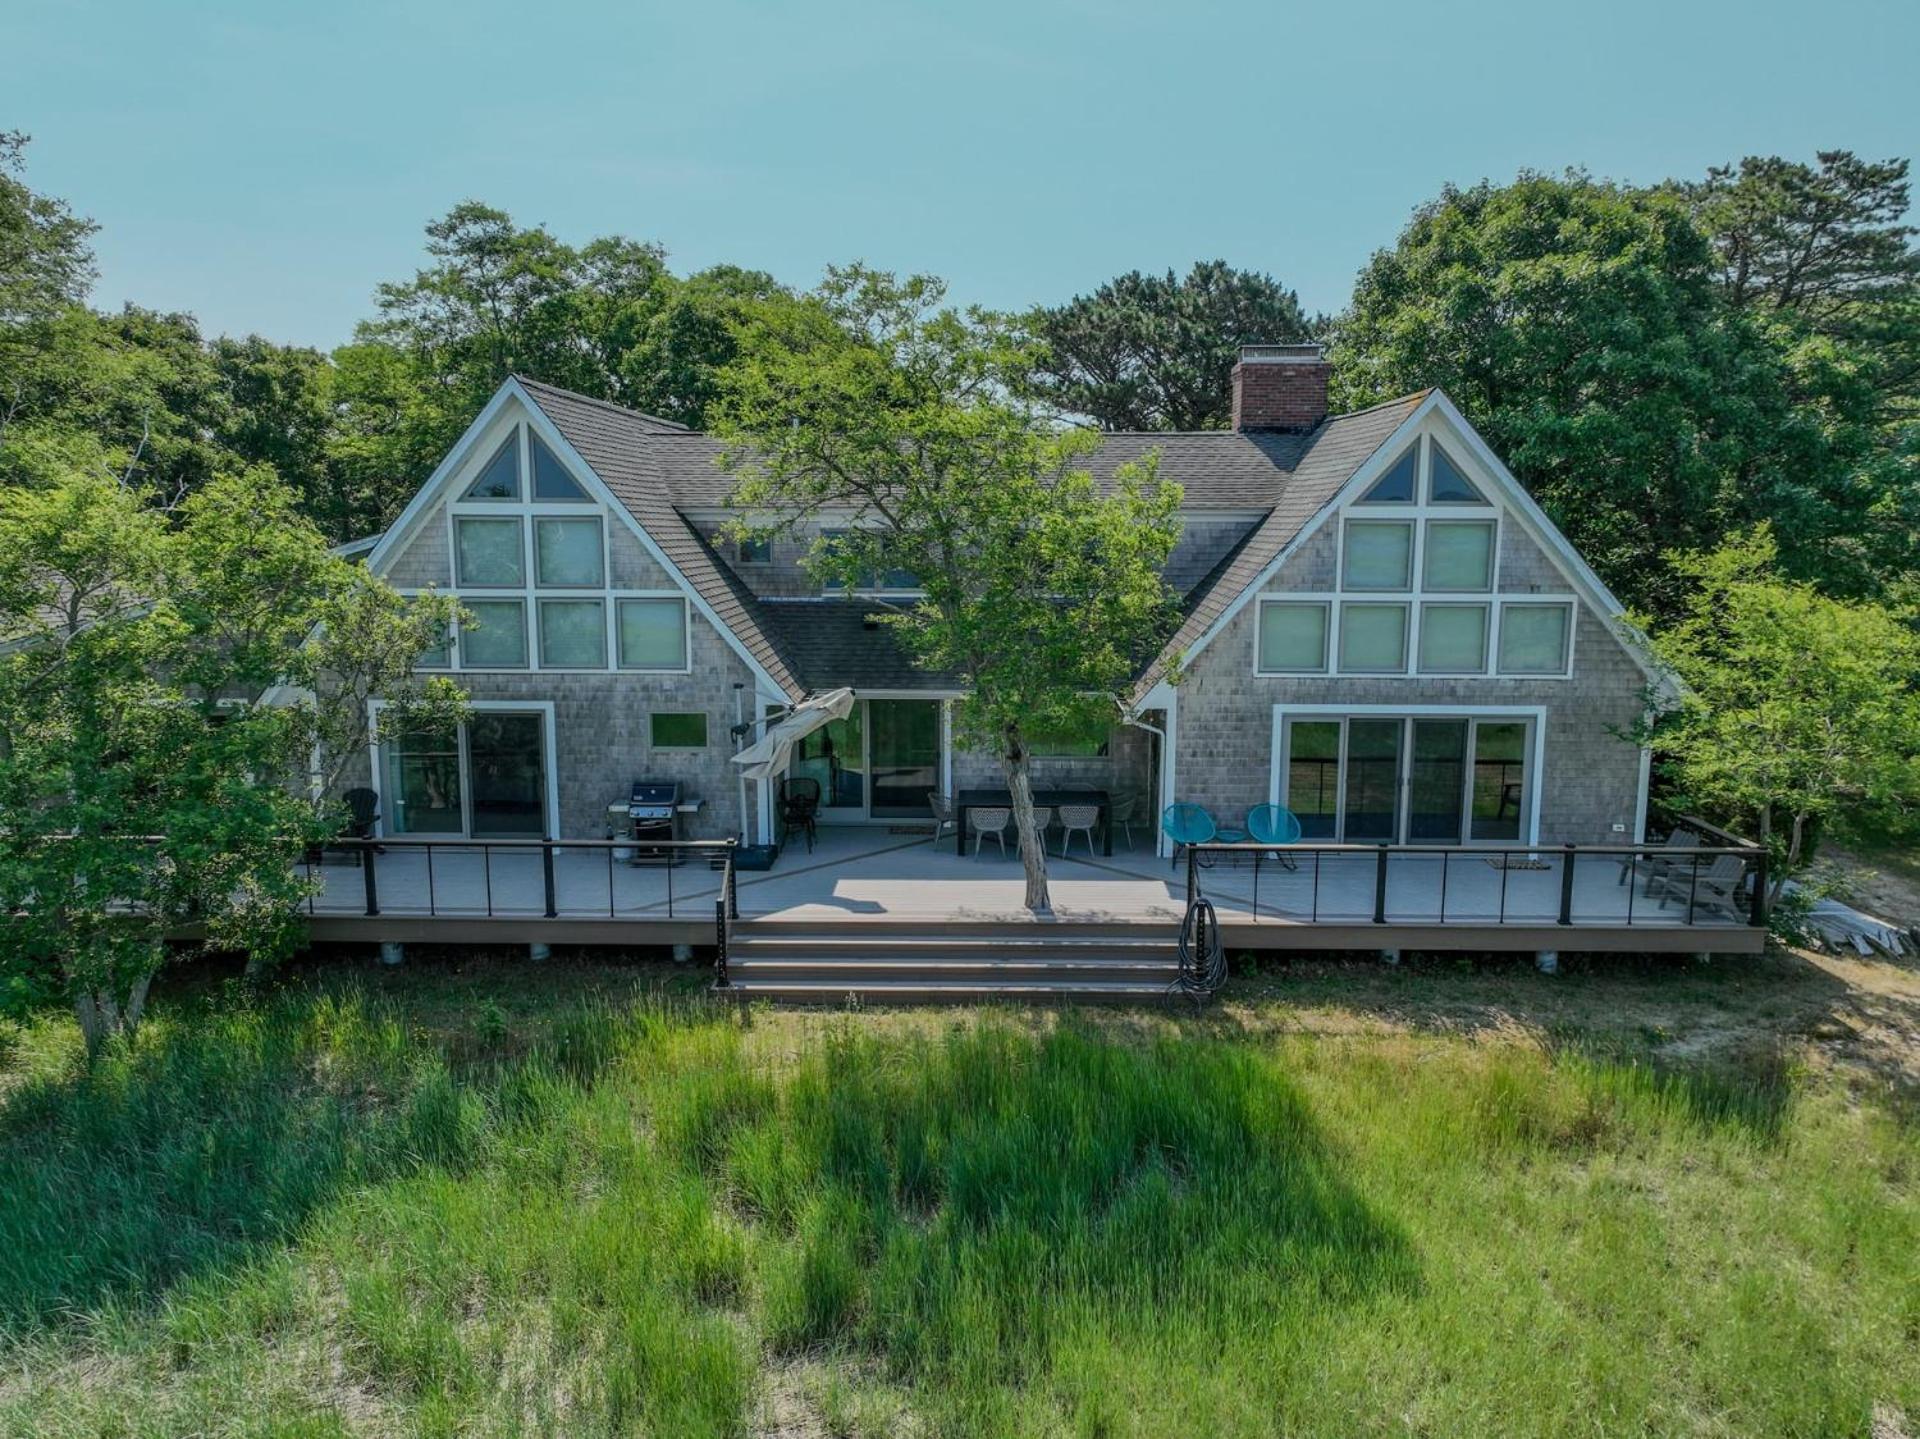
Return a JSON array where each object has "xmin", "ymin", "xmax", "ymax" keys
[{"xmin": 1236, "ymin": 342, "xmax": 1326, "ymax": 365}]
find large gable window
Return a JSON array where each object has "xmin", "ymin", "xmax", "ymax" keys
[
  {"xmin": 462, "ymin": 599, "xmax": 528, "ymax": 668},
  {"xmin": 463, "ymin": 434, "xmax": 521, "ymax": 501},
  {"xmin": 1498, "ymin": 603, "xmax": 1572, "ymax": 675},
  {"xmin": 1428, "ymin": 442, "xmax": 1487, "ymax": 504},
  {"xmin": 1339, "ymin": 602, "xmax": 1409, "ymax": 673},
  {"xmin": 1342, "ymin": 520, "xmax": 1414, "ymax": 591},
  {"xmin": 617, "ymin": 598, "xmax": 689, "ymax": 670},
  {"xmin": 538, "ymin": 598, "xmax": 607, "ymax": 669},
  {"xmin": 534, "ymin": 516, "xmax": 604, "ymax": 587},
  {"xmin": 456, "ymin": 517, "xmax": 525, "ymax": 587},
  {"xmin": 1257, "ymin": 601, "xmax": 1330, "ymax": 674},
  {"xmin": 1423, "ymin": 520, "xmax": 1496, "ymax": 592},
  {"xmin": 1418, "ymin": 604, "xmax": 1489, "ymax": 674},
  {"xmin": 1356, "ymin": 445, "xmax": 1418, "ymax": 504},
  {"xmin": 530, "ymin": 431, "xmax": 589, "ymax": 501}
]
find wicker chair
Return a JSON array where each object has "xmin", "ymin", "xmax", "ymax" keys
[
  {"xmin": 1057, "ymin": 803, "xmax": 1101, "ymax": 858},
  {"xmin": 927, "ymin": 792, "xmax": 959, "ymax": 852},
  {"xmin": 970, "ymin": 805, "xmax": 1012, "ymax": 859}
]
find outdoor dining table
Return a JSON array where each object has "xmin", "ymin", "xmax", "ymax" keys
[{"xmin": 953, "ymin": 787, "xmax": 1113, "ymax": 857}]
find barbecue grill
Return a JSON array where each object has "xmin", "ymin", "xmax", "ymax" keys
[{"xmin": 626, "ymin": 779, "xmax": 683, "ymax": 864}]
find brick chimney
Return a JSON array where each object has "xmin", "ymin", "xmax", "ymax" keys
[{"xmin": 1230, "ymin": 343, "xmax": 1330, "ymax": 432}]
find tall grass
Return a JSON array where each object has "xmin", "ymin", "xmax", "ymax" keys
[{"xmin": 0, "ymin": 978, "xmax": 1915, "ymax": 1436}]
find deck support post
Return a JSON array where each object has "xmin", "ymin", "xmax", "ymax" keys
[
  {"xmin": 1379, "ymin": 948, "xmax": 1401, "ymax": 965},
  {"xmin": 1535, "ymin": 949, "xmax": 1560, "ymax": 975},
  {"xmin": 378, "ymin": 941, "xmax": 405, "ymax": 966},
  {"xmin": 528, "ymin": 943, "xmax": 551, "ymax": 963}
]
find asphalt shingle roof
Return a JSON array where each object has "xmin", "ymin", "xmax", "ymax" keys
[{"xmin": 511, "ymin": 375, "xmax": 1429, "ymax": 701}]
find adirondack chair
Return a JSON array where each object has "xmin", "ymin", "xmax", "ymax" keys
[
  {"xmin": 1618, "ymin": 829, "xmax": 1700, "ymax": 891},
  {"xmin": 1650, "ymin": 852, "xmax": 1749, "ymax": 919}
]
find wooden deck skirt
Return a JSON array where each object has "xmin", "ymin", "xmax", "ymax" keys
[{"xmin": 299, "ymin": 830, "xmax": 1768, "ymax": 955}]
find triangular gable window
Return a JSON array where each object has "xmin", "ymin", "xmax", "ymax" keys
[
  {"xmin": 530, "ymin": 431, "xmax": 589, "ymax": 501},
  {"xmin": 463, "ymin": 432, "xmax": 521, "ymax": 501},
  {"xmin": 1356, "ymin": 445, "xmax": 1417, "ymax": 504},
  {"xmin": 1429, "ymin": 442, "xmax": 1487, "ymax": 504}
]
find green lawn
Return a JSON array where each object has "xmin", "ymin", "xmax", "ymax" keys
[{"xmin": 0, "ymin": 957, "xmax": 1915, "ymax": 1437}]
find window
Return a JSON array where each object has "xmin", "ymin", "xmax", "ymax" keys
[
  {"xmin": 534, "ymin": 516, "xmax": 604, "ymax": 587},
  {"xmin": 1342, "ymin": 520, "xmax": 1413, "ymax": 591},
  {"xmin": 461, "ymin": 599, "xmax": 528, "ymax": 668},
  {"xmin": 820, "ymin": 529, "xmax": 919, "ymax": 592},
  {"xmin": 414, "ymin": 609, "xmax": 452, "ymax": 669},
  {"xmin": 1339, "ymin": 602, "xmax": 1408, "ymax": 672},
  {"xmin": 1498, "ymin": 604, "xmax": 1572, "ymax": 675},
  {"xmin": 737, "ymin": 535, "xmax": 772, "ymax": 564},
  {"xmin": 1428, "ymin": 442, "xmax": 1486, "ymax": 504},
  {"xmin": 1257, "ymin": 601, "xmax": 1330, "ymax": 673},
  {"xmin": 529, "ymin": 431, "xmax": 589, "ymax": 501},
  {"xmin": 456, "ymin": 517, "xmax": 525, "ymax": 586},
  {"xmin": 617, "ymin": 597, "xmax": 688, "ymax": 669},
  {"xmin": 538, "ymin": 598, "xmax": 606, "ymax": 669},
  {"xmin": 463, "ymin": 433, "xmax": 521, "ymax": 501},
  {"xmin": 1357, "ymin": 445, "xmax": 1418, "ymax": 503},
  {"xmin": 1418, "ymin": 604, "xmax": 1489, "ymax": 673},
  {"xmin": 650, "ymin": 712, "xmax": 708, "ymax": 748},
  {"xmin": 1423, "ymin": 520, "xmax": 1495, "ymax": 592}
]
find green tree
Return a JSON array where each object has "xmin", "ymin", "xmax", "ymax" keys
[
  {"xmin": 1635, "ymin": 528, "xmax": 1920, "ymax": 911},
  {"xmin": 1330, "ymin": 171, "xmax": 1891, "ymax": 615},
  {"xmin": 621, "ymin": 264, "xmax": 790, "ymax": 426},
  {"xmin": 1030, "ymin": 260, "xmax": 1317, "ymax": 429},
  {"xmin": 715, "ymin": 268, "xmax": 1182, "ymax": 911},
  {"xmin": 1685, "ymin": 150, "xmax": 1920, "ymax": 418},
  {"xmin": 0, "ymin": 456, "xmax": 463, "ymax": 1060}
]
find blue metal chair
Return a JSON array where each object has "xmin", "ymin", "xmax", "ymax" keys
[
  {"xmin": 1162, "ymin": 803, "xmax": 1217, "ymax": 870},
  {"xmin": 1245, "ymin": 804, "xmax": 1303, "ymax": 870}
]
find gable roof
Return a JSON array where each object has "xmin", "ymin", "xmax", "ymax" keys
[
  {"xmin": 1132, "ymin": 391, "xmax": 1431, "ymax": 698},
  {"xmin": 514, "ymin": 377, "xmax": 808, "ymax": 700}
]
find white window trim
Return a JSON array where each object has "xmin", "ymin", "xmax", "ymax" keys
[
  {"xmin": 1415, "ymin": 601, "xmax": 1493, "ymax": 676},
  {"xmin": 1250, "ymin": 595, "xmax": 1575, "ymax": 680},
  {"xmin": 1337, "ymin": 600, "xmax": 1412, "ymax": 674},
  {"xmin": 1337, "ymin": 517, "xmax": 1417, "ymax": 593},
  {"xmin": 1420, "ymin": 517, "xmax": 1499, "ymax": 593},
  {"xmin": 455, "ymin": 595, "xmax": 531, "ymax": 672},
  {"xmin": 535, "ymin": 596, "xmax": 610, "ymax": 672},
  {"xmin": 367, "ymin": 698, "xmax": 560, "ymax": 840},
  {"xmin": 531, "ymin": 513, "xmax": 608, "ymax": 589},
  {"xmin": 648, "ymin": 711, "xmax": 712, "ymax": 751},
  {"xmin": 1267, "ymin": 703, "xmax": 1548, "ymax": 846}
]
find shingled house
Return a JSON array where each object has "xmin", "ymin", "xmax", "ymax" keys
[{"xmin": 342, "ymin": 344, "xmax": 1666, "ymax": 857}]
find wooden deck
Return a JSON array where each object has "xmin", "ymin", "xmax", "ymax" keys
[{"xmin": 302, "ymin": 828, "xmax": 1765, "ymax": 954}]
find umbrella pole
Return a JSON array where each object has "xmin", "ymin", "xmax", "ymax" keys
[{"xmin": 734, "ymin": 685, "xmax": 750, "ymax": 844}]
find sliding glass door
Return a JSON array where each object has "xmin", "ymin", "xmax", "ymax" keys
[
  {"xmin": 789, "ymin": 698, "xmax": 945, "ymax": 822},
  {"xmin": 382, "ymin": 711, "xmax": 548, "ymax": 837},
  {"xmin": 1279, "ymin": 713, "xmax": 1532, "ymax": 844}
]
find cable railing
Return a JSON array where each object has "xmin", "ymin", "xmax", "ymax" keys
[
  {"xmin": 1180, "ymin": 834, "xmax": 1769, "ymax": 930},
  {"xmin": 311, "ymin": 837, "xmax": 740, "ymax": 925}
]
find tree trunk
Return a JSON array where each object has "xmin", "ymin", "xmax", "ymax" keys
[
  {"xmin": 1000, "ymin": 728, "xmax": 1052, "ymax": 914},
  {"xmin": 71, "ymin": 975, "xmax": 154, "ymax": 1067}
]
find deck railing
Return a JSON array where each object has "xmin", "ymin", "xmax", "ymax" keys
[
  {"xmin": 1181, "ymin": 837, "xmax": 1768, "ymax": 930},
  {"xmin": 312, "ymin": 837, "xmax": 741, "ymax": 924}
]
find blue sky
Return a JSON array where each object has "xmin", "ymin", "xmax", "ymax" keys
[{"xmin": 12, "ymin": 0, "xmax": 1917, "ymax": 350}]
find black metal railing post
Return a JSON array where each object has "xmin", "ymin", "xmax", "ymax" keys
[
  {"xmin": 542, "ymin": 838, "xmax": 558, "ymax": 919},
  {"xmin": 1185, "ymin": 845, "xmax": 1197, "ymax": 907},
  {"xmin": 725, "ymin": 842, "xmax": 739, "ymax": 921},
  {"xmin": 1750, "ymin": 848, "xmax": 1770, "ymax": 929},
  {"xmin": 1373, "ymin": 844, "xmax": 1389, "ymax": 924},
  {"xmin": 1558, "ymin": 845, "xmax": 1577, "ymax": 925},
  {"xmin": 714, "ymin": 898, "xmax": 730, "ymax": 987},
  {"xmin": 361, "ymin": 843, "xmax": 380, "ymax": 916}
]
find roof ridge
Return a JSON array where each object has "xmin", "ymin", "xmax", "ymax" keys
[
  {"xmin": 1326, "ymin": 388, "xmax": 1433, "ymax": 422},
  {"xmin": 510, "ymin": 374, "xmax": 692, "ymax": 432}
]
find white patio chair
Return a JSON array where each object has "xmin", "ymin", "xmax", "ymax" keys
[
  {"xmin": 970, "ymin": 806, "xmax": 1012, "ymax": 859},
  {"xmin": 1027, "ymin": 808, "xmax": 1053, "ymax": 854},
  {"xmin": 1057, "ymin": 803, "xmax": 1101, "ymax": 858},
  {"xmin": 1109, "ymin": 793, "xmax": 1142, "ymax": 850}
]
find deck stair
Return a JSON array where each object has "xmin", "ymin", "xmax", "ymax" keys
[{"xmin": 717, "ymin": 918, "xmax": 1184, "ymax": 1004}]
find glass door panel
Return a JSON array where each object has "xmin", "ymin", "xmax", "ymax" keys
[
  {"xmin": 1470, "ymin": 721, "xmax": 1528, "ymax": 840},
  {"xmin": 1342, "ymin": 719, "xmax": 1403, "ymax": 842},
  {"xmin": 1407, "ymin": 719, "xmax": 1468, "ymax": 842},
  {"xmin": 793, "ymin": 710, "xmax": 864, "ymax": 813},
  {"xmin": 468, "ymin": 713, "xmax": 547, "ymax": 836},
  {"xmin": 1285, "ymin": 720, "xmax": 1342, "ymax": 839},
  {"xmin": 868, "ymin": 699, "xmax": 940, "ymax": 819},
  {"xmin": 384, "ymin": 732, "xmax": 463, "ymax": 834}
]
